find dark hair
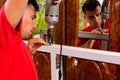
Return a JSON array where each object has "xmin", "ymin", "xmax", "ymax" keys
[
  {"xmin": 82, "ymin": 0, "xmax": 101, "ymax": 14},
  {"xmin": 28, "ymin": 0, "xmax": 39, "ymax": 12}
]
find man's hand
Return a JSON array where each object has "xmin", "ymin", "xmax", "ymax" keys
[
  {"xmin": 54, "ymin": 0, "xmax": 61, "ymax": 4},
  {"xmin": 81, "ymin": 39, "xmax": 95, "ymax": 48},
  {"xmin": 91, "ymin": 28, "xmax": 104, "ymax": 34},
  {"xmin": 81, "ymin": 28, "xmax": 104, "ymax": 48},
  {"xmin": 27, "ymin": 38, "xmax": 47, "ymax": 55}
]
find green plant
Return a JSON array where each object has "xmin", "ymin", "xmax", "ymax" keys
[{"xmin": 32, "ymin": 0, "xmax": 47, "ymax": 35}]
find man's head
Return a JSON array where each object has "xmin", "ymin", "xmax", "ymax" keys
[
  {"xmin": 22, "ymin": 0, "xmax": 39, "ymax": 39},
  {"xmin": 82, "ymin": 0, "xmax": 102, "ymax": 28}
]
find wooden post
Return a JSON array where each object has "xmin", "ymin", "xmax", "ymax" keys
[
  {"xmin": 109, "ymin": 0, "xmax": 120, "ymax": 80},
  {"xmin": 109, "ymin": 0, "xmax": 120, "ymax": 52},
  {"xmin": 64, "ymin": 0, "xmax": 79, "ymax": 46},
  {"xmin": 54, "ymin": 0, "xmax": 79, "ymax": 46},
  {"xmin": 54, "ymin": 0, "xmax": 66, "ymax": 45},
  {"xmin": 54, "ymin": 0, "xmax": 79, "ymax": 80}
]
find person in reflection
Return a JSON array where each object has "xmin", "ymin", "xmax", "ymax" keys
[
  {"xmin": 78, "ymin": 0, "xmax": 109, "ymax": 49},
  {"xmin": 0, "ymin": 0, "xmax": 61, "ymax": 80}
]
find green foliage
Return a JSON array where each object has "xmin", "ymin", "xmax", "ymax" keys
[
  {"xmin": 32, "ymin": 0, "xmax": 47, "ymax": 35},
  {"xmin": 79, "ymin": 0, "xmax": 84, "ymax": 31}
]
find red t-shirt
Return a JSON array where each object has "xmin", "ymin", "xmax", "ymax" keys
[
  {"xmin": 103, "ymin": 19, "xmax": 109, "ymax": 33},
  {"xmin": 0, "ymin": 6, "xmax": 38, "ymax": 80},
  {"xmin": 78, "ymin": 19, "xmax": 109, "ymax": 49}
]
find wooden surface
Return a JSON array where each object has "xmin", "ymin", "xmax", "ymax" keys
[
  {"xmin": 64, "ymin": 0, "xmax": 79, "ymax": 46},
  {"xmin": 79, "ymin": 61, "xmax": 113, "ymax": 80},
  {"xmin": 109, "ymin": 0, "xmax": 120, "ymax": 52},
  {"xmin": 109, "ymin": 0, "xmax": 120, "ymax": 80},
  {"xmin": 54, "ymin": 0, "xmax": 66, "ymax": 45},
  {"xmin": 54, "ymin": 0, "xmax": 79, "ymax": 46},
  {"xmin": 33, "ymin": 52, "xmax": 51, "ymax": 80}
]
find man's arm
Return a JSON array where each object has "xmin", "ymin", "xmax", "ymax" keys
[
  {"xmin": 4, "ymin": 0, "xmax": 28, "ymax": 28},
  {"xmin": 54, "ymin": 0, "xmax": 61, "ymax": 4},
  {"xmin": 81, "ymin": 39, "xmax": 95, "ymax": 48},
  {"xmin": 80, "ymin": 28, "xmax": 104, "ymax": 48},
  {"xmin": 27, "ymin": 38, "xmax": 47, "ymax": 54}
]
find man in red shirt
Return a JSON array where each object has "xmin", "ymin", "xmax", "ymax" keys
[
  {"xmin": 0, "ymin": 0, "xmax": 47, "ymax": 55},
  {"xmin": 78, "ymin": 0, "xmax": 109, "ymax": 49},
  {"xmin": 0, "ymin": 0, "xmax": 61, "ymax": 80}
]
